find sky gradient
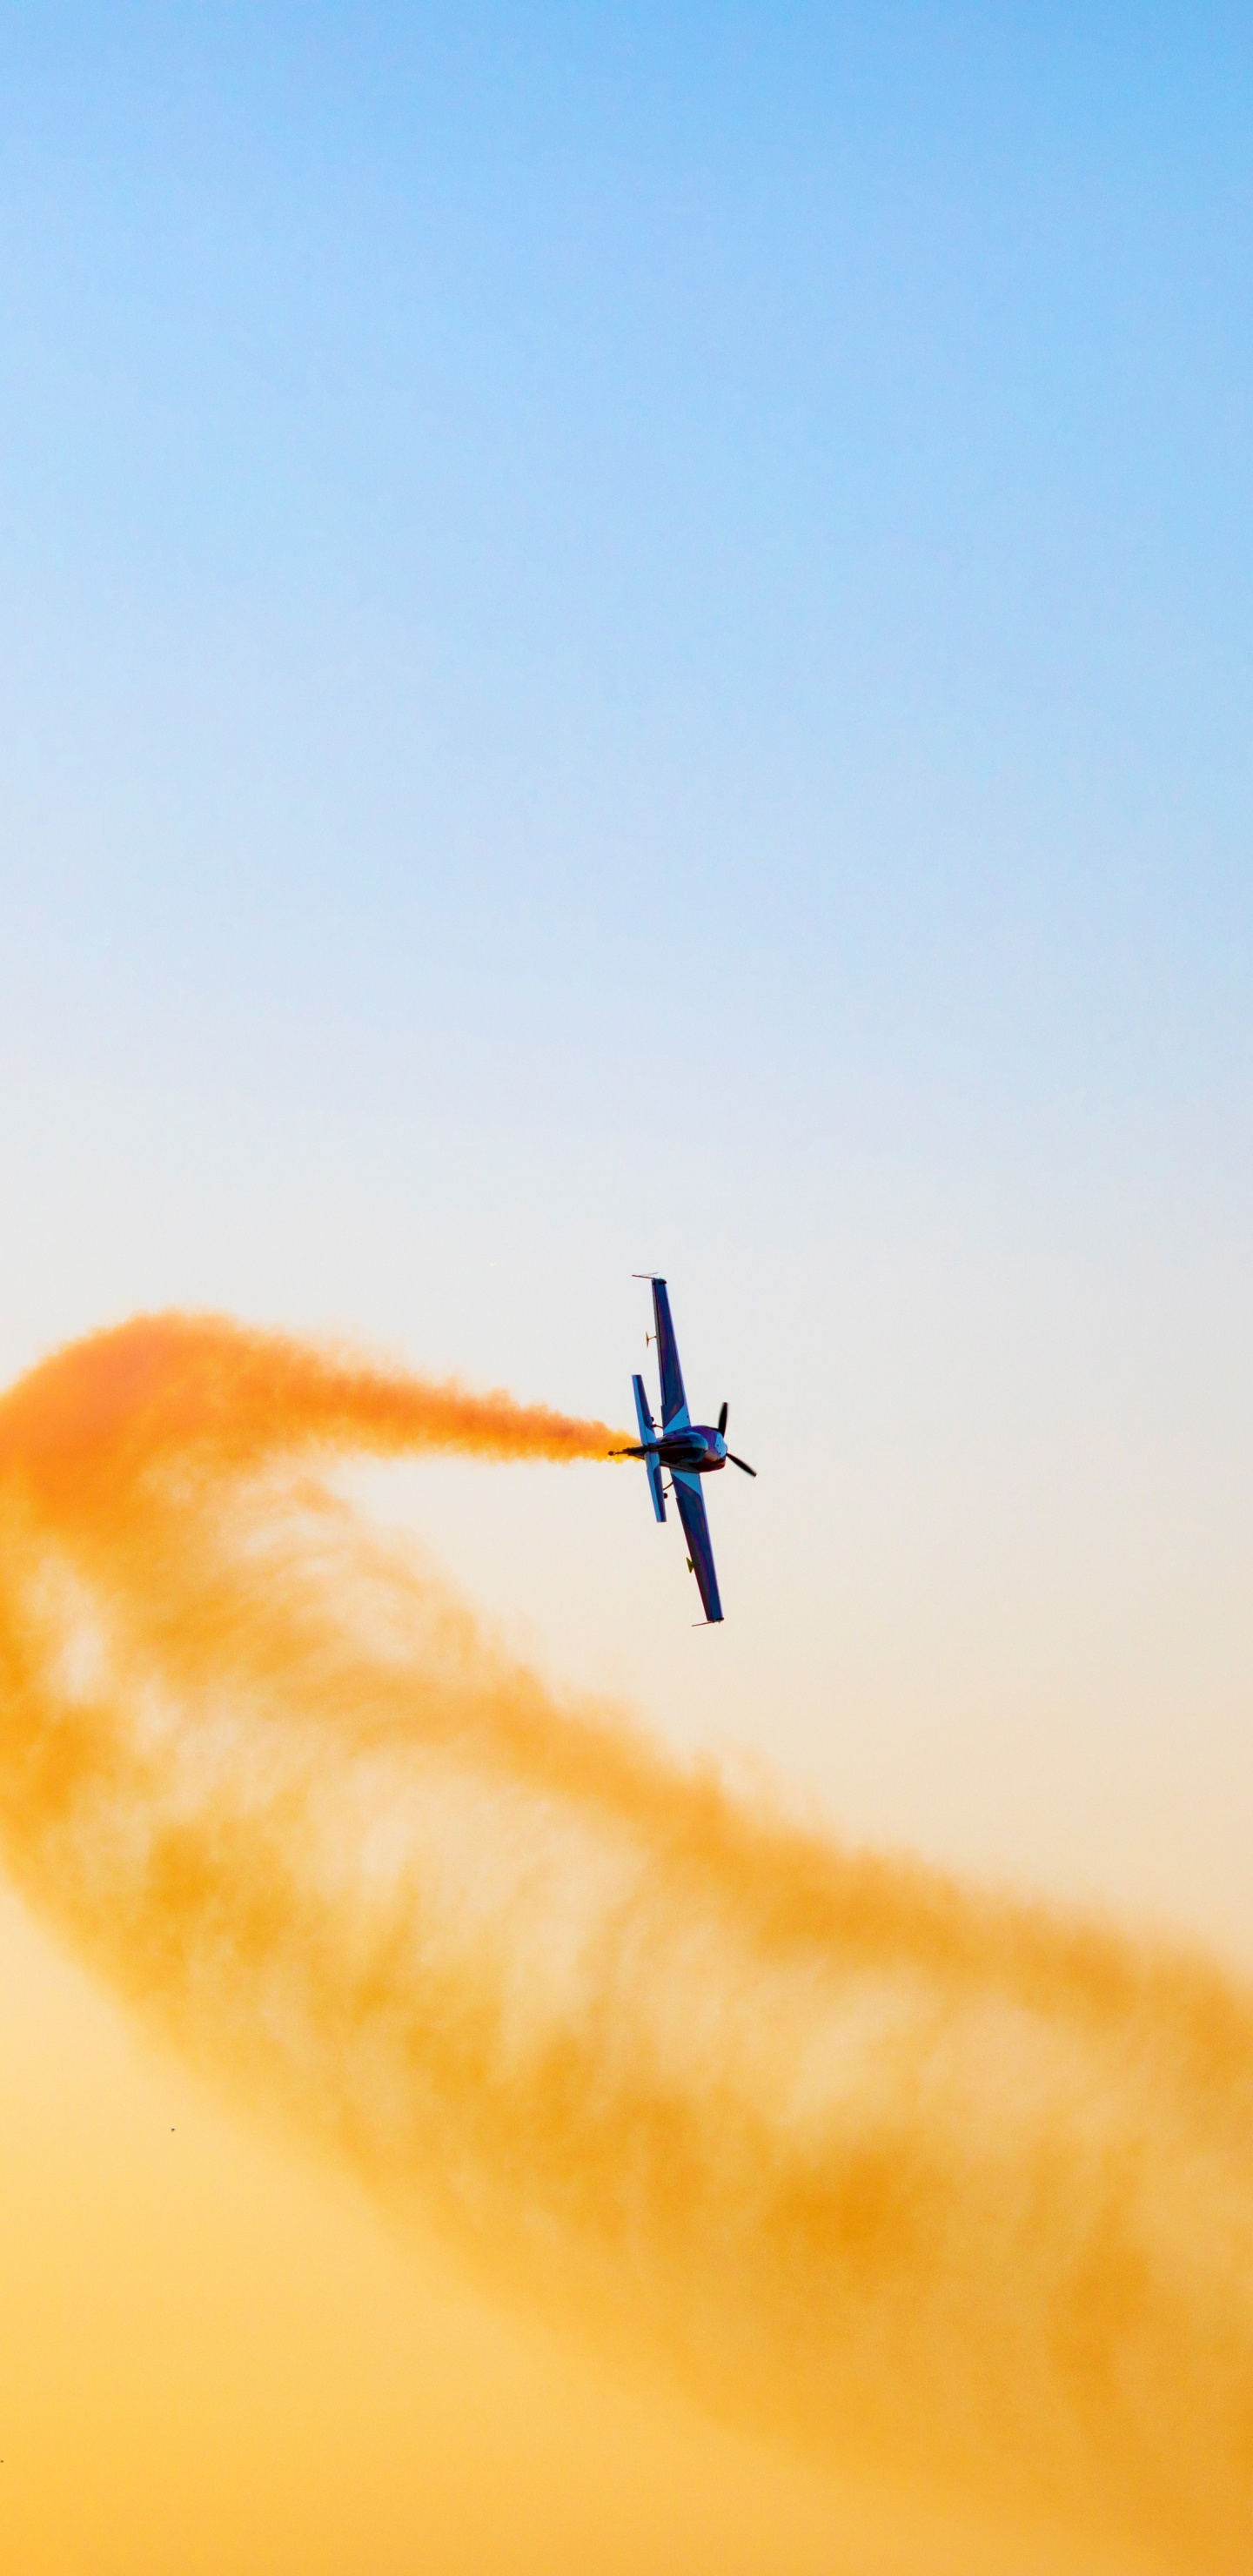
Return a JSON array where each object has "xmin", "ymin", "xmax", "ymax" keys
[{"xmin": 2, "ymin": 9, "xmax": 1252, "ymax": 2571}]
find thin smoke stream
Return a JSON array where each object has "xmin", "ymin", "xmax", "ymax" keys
[{"xmin": 1, "ymin": 1312, "xmax": 1251, "ymax": 2571}]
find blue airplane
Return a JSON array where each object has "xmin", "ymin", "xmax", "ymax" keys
[{"xmin": 612, "ymin": 1275, "xmax": 755, "ymax": 1624}]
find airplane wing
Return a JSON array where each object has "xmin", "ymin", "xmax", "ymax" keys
[
  {"xmin": 673, "ymin": 1472, "xmax": 723, "ymax": 1624},
  {"xmin": 650, "ymin": 1278, "xmax": 689, "ymax": 1429}
]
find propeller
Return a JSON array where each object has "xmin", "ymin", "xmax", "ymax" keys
[{"xmin": 718, "ymin": 1401, "xmax": 756, "ymax": 1476}]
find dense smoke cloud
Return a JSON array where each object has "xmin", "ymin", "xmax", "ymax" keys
[{"xmin": 1, "ymin": 1312, "xmax": 1250, "ymax": 2573}]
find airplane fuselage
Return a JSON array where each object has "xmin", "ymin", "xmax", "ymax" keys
[{"xmin": 629, "ymin": 1424, "xmax": 727, "ymax": 1474}]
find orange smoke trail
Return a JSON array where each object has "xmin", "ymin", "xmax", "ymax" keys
[
  {"xmin": 2, "ymin": 1311, "xmax": 1252, "ymax": 2573},
  {"xmin": 0, "ymin": 1308, "xmax": 626, "ymax": 1483}
]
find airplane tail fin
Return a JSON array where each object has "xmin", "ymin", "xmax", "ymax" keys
[{"xmin": 633, "ymin": 1373, "xmax": 666, "ymax": 1522}]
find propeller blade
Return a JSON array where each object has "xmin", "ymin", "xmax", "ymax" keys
[
  {"xmin": 718, "ymin": 1400, "xmax": 728, "ymax": 1435},
  {"xmin": 727, "ymin": 1452, "xmax": 756, "ymax": 1477}
]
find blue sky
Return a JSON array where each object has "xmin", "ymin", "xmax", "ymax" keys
[{"xmin": 3, "ymin": 4, "xmax": 1252, "ymax": 1941}]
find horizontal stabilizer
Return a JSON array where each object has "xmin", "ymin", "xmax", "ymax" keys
[{"xmin": 633, "ymin": 1373, "xmax": 666, "ymax": 1521}]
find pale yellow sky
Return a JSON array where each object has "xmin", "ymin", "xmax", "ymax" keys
[{"xmin": 0, "ymin": 1886, "xmax": 1176, "ymax": 2576}]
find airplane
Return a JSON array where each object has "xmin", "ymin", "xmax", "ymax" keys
[{"xmin": 611, "ymin": 1275, "xmax": 755, "ymax": 1625}]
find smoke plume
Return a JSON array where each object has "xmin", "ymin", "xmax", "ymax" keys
[{"xmin": 1, "ymin": 1311, "xmax": 1251, "ymax": 2572}]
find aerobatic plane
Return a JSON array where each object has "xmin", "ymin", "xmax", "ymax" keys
[{"xmin": 611, "ymin": 1275, "xmax": 755, "ymax": 1625}]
